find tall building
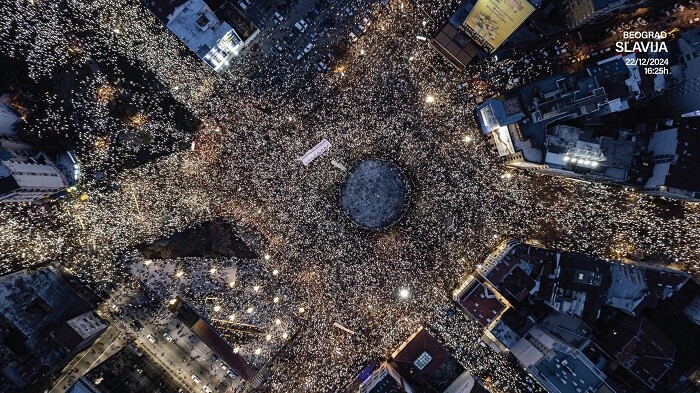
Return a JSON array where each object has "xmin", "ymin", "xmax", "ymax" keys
[
  {"xmin": 0, "ymin": 267, "xmax": 107, "ymax": 392},
  {"xmin": 643, "ymin": 122, "xmax": 700, "ymax": 201},
  {"xmin": 652, "ymin": 28, "xmax": 700, "ymax": 118},
  {"xmin": 0, "ymin": 137, "xmax": 69, "ymax": 203},
  {"xmin": 144, "ymin": 0, "xmax": 260, "ymax": 72},
  {"xmin": 559, "ymin": 0, "xmax": 647, "ymax": 29}
]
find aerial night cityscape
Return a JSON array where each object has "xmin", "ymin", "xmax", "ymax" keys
[{"xmin": 0, "ymin": 0, "xmax": 699, "ymax": 392}]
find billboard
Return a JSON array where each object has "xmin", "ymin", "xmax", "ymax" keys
[{"xmin": 463, "ymin": 0, "xmax": 535, "ymax": 53}]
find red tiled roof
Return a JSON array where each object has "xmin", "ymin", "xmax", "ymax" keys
[
  {"xmin": 392, "ymin": 328, "xmax": 450, "ymax": 380},
  {"xmin": 458, "ymin": 282, "xmax": 506, "ymax": 327},
  {"xmin": 599, "ymin": 316, "xmax": 675, "ymax": 389}
]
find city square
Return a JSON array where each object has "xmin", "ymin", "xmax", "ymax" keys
[{"xmin": 0, "ymin": 0, "xmax": 699, "ymax": 392}]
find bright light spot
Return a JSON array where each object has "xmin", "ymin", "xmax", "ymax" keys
[
  {"xmin": 422, "ymin": 20, "xmax": 427, "ymax": 26},
  {"xmin": 275, "ymin": 318, "xmax": 281, "ymax": 325},
  {"xmin": 233, "ymin": 347, "xmax": 240, "ymax": 353},
  {"xmin": 298, "ymin": 307, "xmax": 306, "ymax": 313},
  {"xmin": 399, "ymin": 288, "xmax": 410, "ymax": 299},
  {"xmin": 253, "ymin": 285, "xmax": 260, "ymax": 292},
  {"xmin": 254, "ymin": 348, "xmax": 262, "ymax": 355},
  {"xmin": 175, "ymin": 271, "xmax": 184, "ymax": 278},
  {"xmin": 463, "ymin": 135, "xmax": 472, "ymax": 143},
  {"xmin": 247, "ymin": 307, "xmax": 254, "ymax": 314},
  {"xmin": 273, "ymin": 296, "xmax": 279, "ymax": 303},
  {"xmin": 282, "ymin": 332, "xmax": 288, "ymax": 339},
  {"xmin": 210, "ymin": 268, "xmax": 217, "ymax": 274},
  {"xmin": 144, "ymin": 259, "xmax": 152, "ymax": 266},
  {"xmin": 266, "ymin": 334, "xmax": 272, "ymax": 341},
  {"xmin": 416, "ymin": 35, "xmax": 427, "ymax": 41},
  {"xmin": 229, "ymin": 314, "xmax": 236, "ymax": 321},
  {"xmin": 229, "ymin": 281, "xmax": 235, "ymax": 288},
  {"xmin": 169, "ymin": 298, "xmax": 177, "ymax": 305},
  {"xmin": 264, "ymin": 254, "xmax": 271, "ymax": 260},
  {"xmin": 272, "ymin": 269, "xmax": 279, "ymax": 276},
  {"xmin": 213, "ymin": 305, "xmax": 221, "ymax": 312},
  {"xmin": 425, "ymin": 95, "xmax": 436, "ymax": 104}
]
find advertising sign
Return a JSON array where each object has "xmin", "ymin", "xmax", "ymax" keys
[{"xmin": 463, "ymin": 0, "xmax": 535, "ymax": 52}]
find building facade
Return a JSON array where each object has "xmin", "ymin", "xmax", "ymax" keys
[{"xmin": 0, "ymin": 138, "xmax": 69, "ymax": 203}]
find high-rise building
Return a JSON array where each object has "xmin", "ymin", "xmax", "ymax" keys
[
  {"xmin": 144, "ymin": 0, "xmax": 260, "ymax": 72},
  {"xmin": 0, "ymin": 137, "xmax": 69, "ymax": 203},
  {"xmin": 559, "ymin": 0, "xmax": 648, "ymax": 29}
]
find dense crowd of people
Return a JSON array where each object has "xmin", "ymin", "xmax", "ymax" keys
[{"xmin": 0, "ymin": 0, "xmax": 698, "ymax": 392}]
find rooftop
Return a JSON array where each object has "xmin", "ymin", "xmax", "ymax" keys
[
  {"xmin": 456, "ymin": 281, "xmax": 506, "ymax": 327},
  {"xmin": 596, "ymin": 316, "xmax": 675, "ymax": 389}
]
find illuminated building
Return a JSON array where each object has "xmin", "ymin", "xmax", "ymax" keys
[
  {"xmin": 146, "ymin": 0, "xmax": 259, "ymax": 72},
  {"xmin": 0, "ymin": 138, "xmax": 70, "ymax": 203}
]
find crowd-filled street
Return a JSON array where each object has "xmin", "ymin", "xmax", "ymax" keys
[{"xmin": 0, "ymin": 0, "xmax": 699, "ymax": 392}]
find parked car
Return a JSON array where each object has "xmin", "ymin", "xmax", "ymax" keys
[
  {"xmin": 163, "ymin": 333, "xmax": 173, "ymax": 342},
  {"xmin": 238, "ymin": 0, "xmax": 248, "ymax": 10},
  {"xmin": 203, "ymin": 386, "xmax": 212, "ymax": 393},
  {"xmin": 227, "ymin": 370, "xmax": 237, "ymax": 379},
  {"xmin": 146, "ymin": 334, "xmax": 156, "ymax": 344},
  {"xmin": 637, "ymin": 17, "xmax": 648, "ymax": 26},
  {"xmin": 295, "ymin": 20, "xmax": 308, "ymax": 31},
  {"xmin": 191, "ymin": 375, "xmax": 201, "ymax": 384},
  {"xmin": 316, "ymin": 61, "xmax": 329, "ymax": 72}
]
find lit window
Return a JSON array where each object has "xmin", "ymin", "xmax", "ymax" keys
[{"xmin": 413, "ymin": 351, "xmax": 433, "ymax": 370}]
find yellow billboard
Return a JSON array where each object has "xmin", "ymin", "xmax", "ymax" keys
[{"xmin": 463, "ymin": 0, "xmax": 535, "ymax": 53}]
